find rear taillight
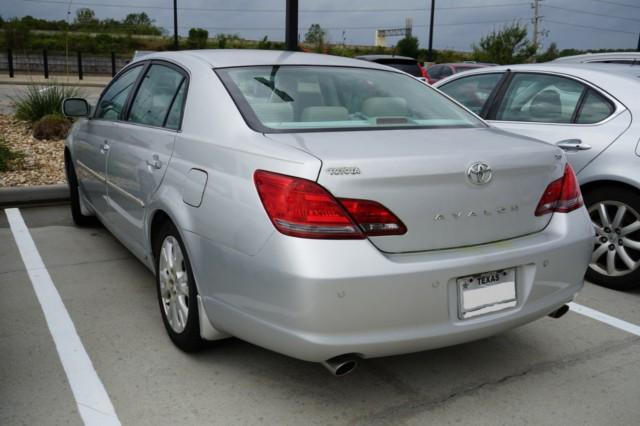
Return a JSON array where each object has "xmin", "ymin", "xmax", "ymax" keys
[
  {"xmin": 254, "ymin": 170, "xmax": 406, "ymax": 239},
  {"xmin": 535, "ymin": 164, "xmax": 583, "ymax": 216},
  {"xmin": 418, "ymin": 63, "xmax": 428, "ymax": 80}
]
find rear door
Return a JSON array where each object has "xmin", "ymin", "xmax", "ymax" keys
[
  {"xmin": 486, "ymin": 72, "xmax": 631, "ymax": 173},
  {"xmin": 104, "ymin": 61, "xmax": 188, "ymax": 254}
]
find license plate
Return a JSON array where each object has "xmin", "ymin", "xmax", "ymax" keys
[{"xmin": 457, "ymin": 268, "xmax": 517, "ymax": 319}]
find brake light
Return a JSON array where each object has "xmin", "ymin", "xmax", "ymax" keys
[
  {"xmin": 418, "ymin": 63, "xmax": 429, "ymax": 81},
  {"xmin": 254, "ymin": 170, "xmax": 406, "ymax": 239},
  {"xmin": 535, "ymin": 164, "xmax": 583, "ymax": 216}
]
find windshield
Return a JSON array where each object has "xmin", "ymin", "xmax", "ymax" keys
[{"xmin": 216, "ymin": 66, "xmax": 484, "ymax": 133}]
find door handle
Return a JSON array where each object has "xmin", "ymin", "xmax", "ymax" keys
[
  {"xmin": 100, "ymin": 141, "xmax": 110, "ymax": 153},
  {"xmin": 146, "ymin": 155, "xmax": 163, "ymax": 170},
  {"xmin": 556, "ymin": 139, "xmax": 591, "ymax": 151}
]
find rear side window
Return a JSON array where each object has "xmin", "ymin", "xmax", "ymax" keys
[
  {"xmin": 427, "ymin": 65, "xmax": 441, "ymax": 79},
  {"xmin": 576, "ymin": 90, "xmax": 614, "ymax": 124},
  {"xmin": 217, "ymin": 65, "xmax": 483, "ymax": 132},
  {"xmin": 95, "ymin": 65, "xmax": 143, "ymax": 120},
  {"xmin": 439, "ymin": 73, "xmax": 503, "ymax": 114},
  {"xmin": 440, "ymin": 66, "xmax": 453, "ymax": 78},
  {"xmin": 128, "ymin": 64, "xmax": 186, "ymax": 128},
  {"xmin": 495, "ymin": 73, "xmax": 585, "ymax": 123}
]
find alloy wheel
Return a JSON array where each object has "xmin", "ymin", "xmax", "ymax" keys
[
  {"xmin": 158, "ymin": 235, "xmax": 190, "ymax": 333},
  {"xmin": 589, "ymin": 200, "xmax": 640, "ymax": 277}
]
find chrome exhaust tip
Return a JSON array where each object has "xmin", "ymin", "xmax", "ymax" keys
[
  {"xmin": 548, "ymin": 304, "xmax": 570, "ymax": 319},
  {"xmin": 321, "ymin": 354, "xmax": 358, "ymax": 377}
]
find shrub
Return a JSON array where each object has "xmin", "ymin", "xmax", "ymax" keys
[
  {"xmin": 32, "ymin": 114, "xmax": 72, "ymax": 140},
  {"xmin": 0, "ymin": 139, "xmax": 24, "ymax": 172},
  {"xmin": 11, "ymin": 84, "xmax": 80, "ymax": 123}
]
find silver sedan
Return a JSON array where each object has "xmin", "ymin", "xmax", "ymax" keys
[
  {"xmin": 62, "ymin": 50, "xmax": 593, "ymax": 375},
  {"xmin": 436, "ymin": 64, "xmax": 640, "ymax": 291}
]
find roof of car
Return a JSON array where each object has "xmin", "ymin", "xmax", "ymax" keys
[
  {"xmin": 138, "ymin": 49, "xmax": 397, "ymax": 72},
  {"xmin": 552, "ymin": 51, "xmax": 640, "ymax": 63},
  {"xmin": 355, "ymin": 55, "xmax": 417, "ymax": 62}
]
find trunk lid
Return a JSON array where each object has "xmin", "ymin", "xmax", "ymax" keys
[{"xmin": 266, "ymin": 127, "xmax": 565, "ymax": 253}]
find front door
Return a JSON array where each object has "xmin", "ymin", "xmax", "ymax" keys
[
  {"xmin": 76, "ymin": 64, "xmax": 144, "ymax": 217},
  {"xmin": 487, "ymin": 72, "xmax": 631, "ymax": 173}
]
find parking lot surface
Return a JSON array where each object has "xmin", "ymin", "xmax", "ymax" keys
[{"xmin": 1, "ymin": 205, "xmax": 639, "ymax": 425}]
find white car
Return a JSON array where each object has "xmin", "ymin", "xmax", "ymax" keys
[{"xmin": 436, "ymin": 63, "xmax": 640, "ymax": 290}]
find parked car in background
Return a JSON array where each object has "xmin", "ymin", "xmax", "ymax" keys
[
  {"xmin": 552, "ymin": 52, "xmax": 640, "ymax": 65},
  {"xmin": 425, "ymin": 62, "xmax": 493, "ymax": 84},
  {"xmin": 356, "ymin": 55, "xmax": 427, "ymax": 81},
  {"xmin": 62, "ymin": 50, "xmax": 593, "ymax": 375},
  {"xmin": 436, "ymin": 63, "xmax": 640, "ymax": 291}
]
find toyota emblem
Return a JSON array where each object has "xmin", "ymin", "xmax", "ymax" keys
[{"xmin": 467, "ymin": 162, "xmax": 493, "ymax": 185}]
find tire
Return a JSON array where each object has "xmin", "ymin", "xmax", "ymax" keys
[
  {"xmin": 154, "ymin": 221, "xmax": 204, "ymax": 352},
  {"xmin": 584, "ymin": 185, "xmax": 640, "ymax": 290},
  {"xmin": 65, "ymin": 156, "xmax": 99, "ymax": 227}
]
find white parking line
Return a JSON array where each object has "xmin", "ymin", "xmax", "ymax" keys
[
  {"xmin": 569, "ymin": 302, "xmax": 640, "ymax": 336},
  {"xmin": 5, "ymin": 208, "xmax": 121, "ymax": 426}
]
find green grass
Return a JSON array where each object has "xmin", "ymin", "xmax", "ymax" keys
[
  {"xmin": 11, "ymin": 84, "xmax": 80, "ymax": 123},
  {"xmin": 0, "ymin": 139, "xmax": 24, "ymax": 172}
]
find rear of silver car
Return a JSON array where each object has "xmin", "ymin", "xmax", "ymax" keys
[
  {"xmin": 189, "ymin": 136, "xmax": 592, "ymax": 362},
  {"xmin": 181, "ymin": 61, "xmax": 595, "ymax": 365}
]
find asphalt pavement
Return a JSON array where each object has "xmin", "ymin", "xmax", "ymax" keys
[{"xmin": 1, "ymin": 205, "xmax": 639, "ymax": 425}]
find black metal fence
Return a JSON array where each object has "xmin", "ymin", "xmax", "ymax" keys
[{"xmin": 2, "ymin": 49, "xmax": 130, "ymax": 79}]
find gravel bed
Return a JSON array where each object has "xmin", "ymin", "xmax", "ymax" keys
[{"xmin": 0, "ymin": 114, "xmax": 66, "ymax": 187}]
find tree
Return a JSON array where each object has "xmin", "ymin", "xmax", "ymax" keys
[
  {"xmin": 536, "ymin": 42, "xmax": 560, "ymax": 63},
  {"xmin": 123, "ymin": 12, "xmax": 153, "ymax": 27},
  {"xmin": 472, "ymin": 23, "xmax": 537, "ymax": 65},
  {"xmin": 187, "ymin": 28, "xmax": 209, "ymax": 49},
  {"xmin": 74, "ymin": 8, "xmax": 97, "ymax": 27},
  {"xmin": 396, "ymin": 36, "xmax": 419, "ymax": 58},
  {"xmin": 304, "ymin": 24, "xmax": 326, "ymax": 51},
  {"xmin": 3, "ymin": 18, "xmax": 31, "ymax": 49}
]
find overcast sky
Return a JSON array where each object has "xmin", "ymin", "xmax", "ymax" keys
[{"xmin": 7, "ymin": 0, "xmax": 640, "ymax": 51}]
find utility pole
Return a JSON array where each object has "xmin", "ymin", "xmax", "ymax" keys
[
  {"xmin": 173, "ymin": 0, "xmax": 179, "ymax": 50},
  {"xmin": 427, "ymin": 0, "xmax": 435, "ymax": 62},
  {"xmin": 637, "ymin": 32, "xmax": 640, "ymax": 52},
  {"xmin": 285, "ymin": 0, "xmax": 299, "ymax": 51},
  {"xmin": 531, "ymin": 0, "xmax": 543, "ymax": 48}
]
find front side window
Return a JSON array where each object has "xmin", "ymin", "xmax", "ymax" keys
[
  {"xmin": 95, "ymin": 65, "xmax": 143, "ymax": 120},
  {"xmin": 439, "ymin": 73, "xmax": 503, "ymax": 115},
  {"xmin": 216, "ymin": 66, "xmax": 483, "ymax": 132},
  {"xmin": 128, "ymin": 64, "xmax": 186, "ymax": 128},
  {"xmin": 495, "ymin": 73, "xmax": 585, "ymax": 123}
]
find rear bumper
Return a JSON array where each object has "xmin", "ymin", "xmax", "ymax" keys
[{"xmin": 185, "ymin": 208, "xmax": 593, "ymax": 362}]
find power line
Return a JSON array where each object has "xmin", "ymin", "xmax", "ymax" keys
[
  {"xmin": 546, "ymin": 4, "xmax": 640, "ymax": 22},
  {"xmin": 21, "ymin": 0, "xmax": 530, "ymax": 13},
  {"xmin": 590, "ymin": 0, "xmax": 640, "ymax": 9},
  {"xmin": 545, "ymin": 19, "xmax": 638, "ymax": 35}
]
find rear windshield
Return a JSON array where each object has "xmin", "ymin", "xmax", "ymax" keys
[
  {"xmin": 374, "ymin": 59, "xmax": 422, "ymax": 77},
  {"xmin": 216, "ymin": 66, "xmax": 483, "ymax": 133}
]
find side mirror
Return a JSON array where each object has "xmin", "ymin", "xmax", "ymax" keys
[{"xmin": 62, "ymin": 98, "xmax": 90, "ymax": 118}]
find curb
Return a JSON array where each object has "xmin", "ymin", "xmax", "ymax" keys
[{"xmin": 0, "ymin": 184, "xmax": 69, "ymax": 208}]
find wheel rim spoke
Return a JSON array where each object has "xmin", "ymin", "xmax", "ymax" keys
[
  {"xmin": 616, "ymin": 246, "xmax": 637, "ymax": 270},
  {"xmin": 621, "ymin": 221, "xmax": 640, "ymax": 236},
  {"xmin": 591, "ymin": 244, "xmax": 608, "ymax": 263},
  {"xmin": 606, "ymin": 249, "xmax": 617, "ymax": 275},
  {"xmin": 612, "ymin": 205, "xmax": 627, "ymax": 228},
  {"xmin": 598, "ymin": 203, "xmax": 611, "ymax": 228},
  {"xmin": 621, "ymin": 237, "xmax": 640, "ymax": 250}
]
